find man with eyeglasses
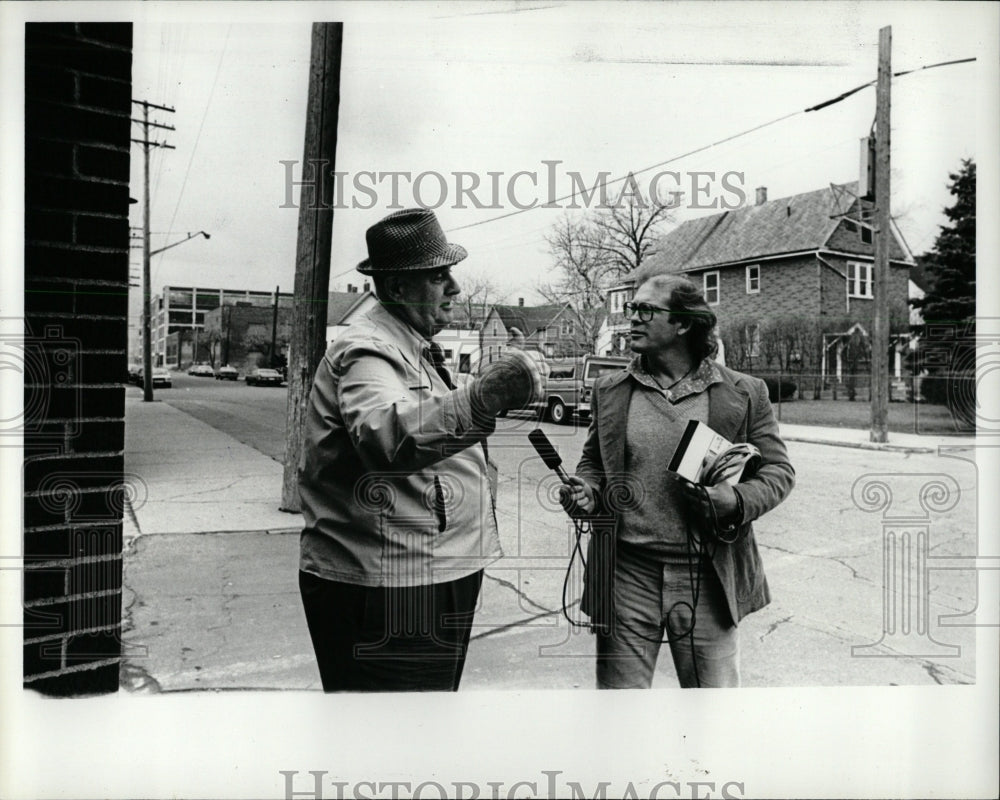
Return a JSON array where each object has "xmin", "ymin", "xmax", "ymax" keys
[{"xmin": 559, "ymin": 274, "xmax": 794, "ymax": 688}]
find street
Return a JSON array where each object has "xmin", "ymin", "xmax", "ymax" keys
[{"xmin": 123, "ymin": 374, "xmax": 979, "ymax": 690}]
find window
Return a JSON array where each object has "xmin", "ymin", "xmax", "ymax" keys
[
  {"xmin": 443, "ymin": 349, "xmax": 453, "ymax": 359},
  {"xmin": 610, "ymin": 291, "xmax": 624, "ymax": 314},
  {"xmin": 848, "ymin": 262, "xmax": 873, "ymax": 299},
  {"xmin": 492, "ymin": 323, "xmax": 498, "ymax": 337},
  {"xmin": 561, "ymin": 321, "xmax": 574, "ymax": 337},
  {"xmin": 746, "ymin": 265, "xmax": 760, "ymax": 294},
  {"xmin": 703, "ymin": 271, "xmax": 720, "ymax": 305},
  {"xmin": 861, "ymin": 226, "xmax": 873, "ymax": 244}
]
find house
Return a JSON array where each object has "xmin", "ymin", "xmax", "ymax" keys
[
  {"xmin": 325, "ymin": 289, "xmax": 378, "ymax": 346},
  {"xmin": 492, "ymin": 301, "xmax": 591, "ymax": 358},
  {"xmin": 605, "ymin": 182, "xmax": 915, "ymax": 388}
]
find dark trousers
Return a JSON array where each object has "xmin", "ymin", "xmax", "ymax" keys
[{"xmin": 298, "ymin": 569, "xmax": 484, "ymax": 692}]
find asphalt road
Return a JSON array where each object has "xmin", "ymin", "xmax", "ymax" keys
[
  {"xmin": 131, "ymin": 370, "xmax": 586, "ymax": 468},
  {"xmin": 127, "ymin": 368, "xmax": 979, "ymax": 687}
]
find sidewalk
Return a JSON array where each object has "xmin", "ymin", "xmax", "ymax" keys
[
  {"xmin": 776, "ymin": 421, "xmax": 976, "ymax": 453},
  {"xmin": 120, "ymin": 396, "xmax": 977, "ymax": 692}
]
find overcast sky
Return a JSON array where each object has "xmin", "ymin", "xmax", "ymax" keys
[{"xmin": 119, "ymin": 1, "xmax": 991, "ymax": 307}]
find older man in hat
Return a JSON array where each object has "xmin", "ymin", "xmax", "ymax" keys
[{"xmin": 297, "ymin": 208, "xmax": 542, "ymax": 692}]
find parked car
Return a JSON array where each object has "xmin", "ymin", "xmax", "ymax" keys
[
  {"xmin": 214, "ymin": 365, "xmax": 238, "ymax": 381},
  {"xmin": 245, "ymin": 368, "xmax": 283, "ymax": 386},
  {"xmin": 533, "ymin": 354, "xmax": 629, "ymax": 423},
  {"xmin": 188, "ymin": 363, "xmax": 214, "ymax": 377},
  {"xmin": 127, "ymin": 363, "xmax": 142, "ymax": 384},
  {"xmin": 137, "ymin": 366, "xmax": 172, "ymax": 388}
]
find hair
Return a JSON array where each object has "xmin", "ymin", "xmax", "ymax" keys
[{"xmin": 639, "ymin": 273, "xmax": 719, "ymax": 361}]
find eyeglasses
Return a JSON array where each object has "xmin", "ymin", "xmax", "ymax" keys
[{"xmin": 623, "ymin": 301, "xmax": 670, "ymax": 322}]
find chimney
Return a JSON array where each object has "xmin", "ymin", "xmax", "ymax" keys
[
  {"xmin": 363, "ymin": 281, "xmax": 370, "ymax": 293},
  {"xmin": 755, "ymin": 187, "xmax": 767, "ymax": 205},
  {"xmin": 518, "ymin": 297, "xmax": 524, "ymax": 307}
]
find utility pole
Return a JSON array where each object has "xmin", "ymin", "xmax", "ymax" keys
[
  {"xmin": 282, "ymin": 23, "xmax": 344, "ymax": 512},
  {"xmin": 870, "ymin": 26, "xmax": 891, "ymax": 443},
  {"xmin": 270, "ymin": 285, "xmax": 280, "ymax": 368},
  {"xmin": 131, "ymin": 99, "xmax": 175, "ymax": 402}
]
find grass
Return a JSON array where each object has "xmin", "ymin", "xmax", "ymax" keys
[{"xmin": 770, "ymin": 397, "xmax": 974, "ymax": 435}]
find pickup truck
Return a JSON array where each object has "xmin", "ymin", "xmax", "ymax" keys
[{"xmin": 534, "ymin": 354, "xmax": 629, "ymax": 423}]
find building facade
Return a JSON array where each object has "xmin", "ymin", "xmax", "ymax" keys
[
  {"xmin": 604, "ymin": 183, "xmax": 914, "ymax": 390},
  {"xmin": 147, "ymin": 285, "xmax": 294, "ymax": 367}
]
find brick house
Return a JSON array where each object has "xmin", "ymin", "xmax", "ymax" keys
[{"xmin": 604, "ymin": 183, "xmax": 914, "ymax": 392}]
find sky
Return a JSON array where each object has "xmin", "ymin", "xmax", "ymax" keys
[{"xmin": 118, "ymin": 1, "xmax": 991, "ymax": 310}]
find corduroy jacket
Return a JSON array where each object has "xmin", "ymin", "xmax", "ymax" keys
[
  {"xmin": 298, "ymin": 302, "xmax": 501, "ymax": 587},
  {"xmin": 576, "ymin": 360, "xmax": 795, "ymax": 628}
]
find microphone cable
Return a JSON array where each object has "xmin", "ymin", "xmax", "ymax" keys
[{"xmin": 561, "ymin": 483, "xmax": 735, "ymax": 688}]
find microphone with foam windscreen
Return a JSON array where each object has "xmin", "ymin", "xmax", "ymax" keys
[{"xmin": 528, "ymin": 428, "xmax": 571, "ymax": 485}]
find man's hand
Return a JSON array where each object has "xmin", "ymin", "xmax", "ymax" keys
[
  {"xmin": 559, "ymin": 475, "xmax": 597, "ymax": 518},
  {"xmin": 472, "ymin": 350, "xmax": 544, "ymax": 418},
  {"xmin": 679, "ymin": 477, "xmax": 740, "ymax": 531}
]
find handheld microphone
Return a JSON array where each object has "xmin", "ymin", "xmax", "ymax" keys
[{"xmin": 528, "ymin": 428, "xmax": 571, "ymax": 485}]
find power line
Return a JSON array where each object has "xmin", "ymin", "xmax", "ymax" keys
[
  {"xmin": 155, "ymin": 22, "xmax": 232, "ymax": 290},
  {"xmin": 447, "ymin": 55, "xmax": 976, "ymax": 234}
]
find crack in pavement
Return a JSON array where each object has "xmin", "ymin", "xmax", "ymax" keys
[
  {"xmin": 921, "ymin": 660, "xmax": 972, "ymax": 685},
  {"xmin": 484, "ymin": 572, "xmax": 556, "ymax": 615},
  {"xmin": 471, "ymin": 602, "xmax": 576, "ymax": 641},
  {"xmin": 758, "ymin": 543, "xmax": 873, "ymax": 582},
  {"xmin": 759, "ymin": 614, "xmax": 794, "ymax": 642}
]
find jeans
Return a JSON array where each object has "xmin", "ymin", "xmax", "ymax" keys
[
  {"xmin": 299, "ymin": 569, "xmax": 483, "ymax": 692},
  {"xmin": 595, "ymin": 543, "xmax": 740, "ymax": 689}
]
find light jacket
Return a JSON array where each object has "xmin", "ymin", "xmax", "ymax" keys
[
  {"xmin": 298, "ymin": 302, "xmax": 501, "ymax": 587},
  {"xmin": 576, "ymin": 360, "xmax": 795, "ymax": 627}
]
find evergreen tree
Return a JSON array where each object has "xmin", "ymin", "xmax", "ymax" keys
[
  {"xmin": 909, "ymin": 159, "xmax": 976, "ymax": 419},
  {"xmin": 910, "ymin": 159, "xmax": 976, "ymax": 326}
]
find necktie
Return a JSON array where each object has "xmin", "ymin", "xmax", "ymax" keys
[{"xmin": 423, "ymin": 341, "xmax": 456, "ymax": 390}]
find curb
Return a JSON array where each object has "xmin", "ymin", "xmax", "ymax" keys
[{"xmin": 781, "ymin": 435, "xmax": 936, "ymax": 454}]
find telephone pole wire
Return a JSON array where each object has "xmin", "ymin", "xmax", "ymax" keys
[{"xmin": 132, "ymin": 98, "xmax": 176, "ymax": 402}]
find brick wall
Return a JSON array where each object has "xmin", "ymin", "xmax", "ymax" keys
[
  {"xmin": 688, "ymin": 254, "xmax": 910, "ymax": 332},
  {"xmin": 23, "ymin": 23, "xmax": 133, "ymax": 695}
]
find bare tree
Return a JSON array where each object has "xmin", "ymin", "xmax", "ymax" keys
[
  {"xmin": 452, "ymin": 272, "xmax": 508, "ymax": 330},
  {"xmin": 539, "ymin": 190, "xmax": 676, "ymax": 354},
  {"xmin": 539, "ymin": 214, "xmax": 612, "ymax": 353},
  {"xmin": 590, "ymin": 187, "xmax": 676, "ymax": 279}
]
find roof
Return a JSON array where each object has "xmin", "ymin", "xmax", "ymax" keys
[
  {"xmin": 326, "ymin": 291, "xmax": 373, "ymax": 325},
  {"xmin": 632, "ymin": 182, "xmax": 908, "ymax": 278},
  {"xmin": 493, "ymin": 304, "xmax": 568, "ymax": 335}
]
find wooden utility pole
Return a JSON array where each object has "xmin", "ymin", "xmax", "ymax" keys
[
  {"xmin": 270, "ymin": 284, "xmax": 280, "ymax": 367},
  {"xmin": 131, "ymin": 99, "xmax": 175, "ymax": 401},
  {"xmin": 281, "ymin": 23, "xmax": 343, "ymax": 511},
  {"xmin": 870, "ymin": 26, "xmax": 891, "ymax": 443}
]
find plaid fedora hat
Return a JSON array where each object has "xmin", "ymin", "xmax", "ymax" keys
[{"xmin": 357, "ymin": 208, "xmax": 468, "ymax": 275}]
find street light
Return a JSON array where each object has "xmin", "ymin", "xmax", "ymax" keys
[
  {"xmin": 150, "ymin": 230, "xmax": 211, "ymax": 257},
  {"xmin": 141, "ymin": 230, "xmax": 211, "ymax": 401}
]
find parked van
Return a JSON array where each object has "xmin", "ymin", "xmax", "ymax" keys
[{"xmin": 534, "ymin": 354, "xmax": 629, "ymax": 423}]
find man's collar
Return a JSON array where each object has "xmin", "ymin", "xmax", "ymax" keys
[
  {"xmin": 627, "ymin": 355, "xmax": 723, "ymax": 401},
  {"xmin": 369, "ymin": 300, "xmax": 432, "ymax": 360}
]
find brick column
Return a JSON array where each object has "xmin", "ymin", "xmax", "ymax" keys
[{"xmin": 23, "ymin": 23, "xmax": 133, "ymax": 695}]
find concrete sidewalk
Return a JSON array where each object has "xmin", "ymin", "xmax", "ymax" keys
[
  {"xmin": 121, "ymin": 396, "xmax": 978, "ymax": 692},
  {"xmin": 776, "ymin": 421, "xmax": 975, "ymax": 453}
]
